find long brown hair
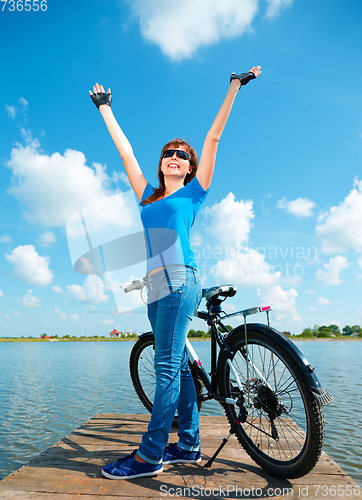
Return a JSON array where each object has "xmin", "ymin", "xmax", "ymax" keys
[{"xmin": 141, "ymin": 139, "xmax": 198, "ymax": 205}]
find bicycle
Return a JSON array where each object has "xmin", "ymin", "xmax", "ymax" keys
[{"xmin": 126, "ymin": 279, "xmax": 333, "ymax": 479}]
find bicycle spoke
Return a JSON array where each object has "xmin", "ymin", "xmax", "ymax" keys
[{"xmin": 218, "ymin": 327, "xmax": 324, "ymax": 477}]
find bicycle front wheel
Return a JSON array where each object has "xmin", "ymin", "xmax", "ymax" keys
[
  {"xmin": 130, "ymin": 332, "xmax": 203, "ymax": 417},
  {"xmin": 217, "ymin": 326, "xmax": 324, "ymax": 478}
]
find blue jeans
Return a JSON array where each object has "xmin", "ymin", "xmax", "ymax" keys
[{"xmin": 137, "ymin": 265, "xmax": 202, "ymax": 464}]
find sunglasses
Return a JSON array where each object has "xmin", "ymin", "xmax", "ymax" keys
[{"xmin": 162, "ymin": 149, "xmax": 191, "ymax": 161}]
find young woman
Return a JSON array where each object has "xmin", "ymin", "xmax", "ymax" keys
[{"xmin": 89, "ymin": 66, "xmax": 261, "ymax": 480}]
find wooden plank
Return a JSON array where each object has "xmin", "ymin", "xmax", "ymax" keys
[{"xmin": 0, "ymin": 414, "xmax": 359, "ymax": 500}]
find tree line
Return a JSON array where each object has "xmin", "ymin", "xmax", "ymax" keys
[
  {"xmin": 296, "ymin": 324, "xmax": 362, "ymax": 338},
  {"xmin": 188, "ymin": 324, "xmax": 362, "ymax": 339}
]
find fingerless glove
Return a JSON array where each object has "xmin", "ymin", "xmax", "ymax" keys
[
  {"xmin": 230, "ymin": 72, "xmax": 256, "ymax": 88},
  {"xmin": 90, "ymin": 92, "xmax": 112, "ymax": 109}
]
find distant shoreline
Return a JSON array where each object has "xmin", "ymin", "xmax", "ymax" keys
[{"xmin": 0, "ymin": 337, "xmax": 361, "ymax": 343}]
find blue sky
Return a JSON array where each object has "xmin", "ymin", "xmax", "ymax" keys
[{"xmin": 1, "ymin": 0, "xmax": 362, "ymax": 337}]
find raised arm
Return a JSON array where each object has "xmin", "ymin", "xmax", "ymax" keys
[
  {"xmin": 89, "ymin": 83, "xmax": 148, "ymax": 201},
  {"xmin": 197, "ymin": 66, "xmax": 261, "ymax": 191}
]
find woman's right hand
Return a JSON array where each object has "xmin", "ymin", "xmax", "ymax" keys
[{"xmin": 89, "ymin": 83, "xmax": 112, "ymax": 109}]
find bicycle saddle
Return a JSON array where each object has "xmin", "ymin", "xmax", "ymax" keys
[{"xmin": 202, "ymin": 285, "xmax": 237, "ymax": 302}]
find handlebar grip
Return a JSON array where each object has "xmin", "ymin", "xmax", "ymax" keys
[{"xmin": 124, "ymin": 280, "xmax": 144, "ymax": 293}]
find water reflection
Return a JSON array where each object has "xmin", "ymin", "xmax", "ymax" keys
[{"xmin": 0, "ymin": 340, "xmax": 361, "ymax": 485}]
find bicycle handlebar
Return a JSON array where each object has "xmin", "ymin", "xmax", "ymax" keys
[{"xmin": 123, "ymin": 280, "xmax": 144, "ymax": 293}]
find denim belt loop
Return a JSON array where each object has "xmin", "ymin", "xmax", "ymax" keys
[
  {"xmin": 188, "ymin": 265, "xmax": 197, "ymax": 283},
  {"xmin": 163, "ymin": 267, "xmax": 173, "ymax": 293}
]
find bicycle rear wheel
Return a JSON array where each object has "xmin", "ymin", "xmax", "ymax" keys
[
  {"xmin": 217, "ymin": 326, "xmax": 324, "ymax": 478},
  {"xmin": 130, "ymin": 332, "xmax": 203, "ymax": 418}
]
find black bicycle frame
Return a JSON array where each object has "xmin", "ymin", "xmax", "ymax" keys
[{"xmin": 187, "ymin": 305, "xmax": 242, "ymax": 409}]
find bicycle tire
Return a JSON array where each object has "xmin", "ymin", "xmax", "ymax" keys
[
  {"xmin": 217, "ymin": 326, "xmax": 324, "ymax": 478},
  {"xmin": 130, "ymin": 332, "xmax": 203, "ymax": 419}
]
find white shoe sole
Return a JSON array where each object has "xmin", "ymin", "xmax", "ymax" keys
[
  {"xmin": 163, "ymin": 457, "xmax": 201, "ymax": 465},
  {"xmin": 101, "ymin": 466, "xmax": 163, "ymax": 480}
]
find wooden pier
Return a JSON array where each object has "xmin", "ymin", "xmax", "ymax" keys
[{"xmin": 0, "ymin": 414, "xmax": 359, "ymax": 499}]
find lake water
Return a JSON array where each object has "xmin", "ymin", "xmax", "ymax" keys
[{"xmin": 0, "ymin": 340, "xmax": 361, "ymax": 485}]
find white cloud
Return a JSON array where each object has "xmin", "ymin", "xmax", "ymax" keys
[
  {"xmin": 212, "ymin": 247, "xmax": 280, "ymax": 287},
  {"xmin": 5, "ymin": 105, "xmax": 16, "ymax": 119},
  {"xmin": 78, "ymin": 257, "xmax": 96, "ymax": 275},
  {"xmin": 124, "ymin": 0, "xmax": 294, "ymax": 60},
  {"xmin": 18, "ymin": 289, "xmax": 41, "ymax": 308},
  {"xmin": 70, "ymin": 314, "xmax": 79, "ymax": 320},
  {"xmin": 205, "ymin": 192, "xmax": 254, "ymax": 249},
  {"xmin": 52, "ymin": 285, "xmax": 64, "ymax": 294},
  {"xmin": 357, "ymin": 251, "xmax": 362, "ymax": 270},
  {"xmin": 98, "ymin": 319, "xmax": 114, "ymax": 325},
  {"xmin": 265, "ymin": 0, "xmax": 294, "ymax": 17},
  {"xmin": 203, "ymin": 193, "xmax": 280, "ymax": 287},
  {"xmin": 356, "ymin": 251, "xmax": 362, "ymax": 283},
  {"xmin": 5, "ymin": 244, "xmax": 53, "ymax": 286},
  {"xmin": 66, "ymin": 275, "xmax": 109, "ymax": 304},
  {"xmin": 276, "ymin": 197, "xmax": 316, "ymax": 217},
  {"xmin": 6, "ymin": 134, "xmax": 120, "ymax": 227},
  {"xmin": 316, "ymin": 178, "xmax": 362, "ymax": 253},
  {"xmin": 202, "ymin": 192, "xmax": 301, "ymax": 322},
  {"xmin": 202, "ymin": 193, "xmax": 281, "ymax": 286},
  {"xmin": 317, "ymin": 297, "xmax": 331, "ymax": 306},
  {"xmin": 37, "ymin": 231, "xmax": 56, "ymax": 247},
  {"xmin": 190, "ymin": 231, "xmax": 203, "ymax": 247},
  {"xmin": 5, "ymin": 98, "xmax": 28, "ymax": 119},
  {"xmin": 0, "ymin": 235, "xmax": 12, "ymax": 243},
  {"xmin": 257, "ymin": 285, "xmax": 301, "ymax": 323},
  {"xmin": 0, "ymin": 290, "xmax": 4, "ymax": 297},
  {"xmin": 54, "ymin": 307, "xmax": 67, "ymax": 319},
  {"xmin": 315, "ymin": 255, "xmax": 350, "ymax": 286}
]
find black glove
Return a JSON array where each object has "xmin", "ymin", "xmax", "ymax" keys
[
  {"xmin": 90, "ymin": 91, "xmax": 112, "ymax": 109},
  {"xmin": 230, "ymin": 72, "xmax": 256, "ymax": 87}
]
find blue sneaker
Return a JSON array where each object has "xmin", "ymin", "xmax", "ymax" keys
[
  {"xmin": 102, "ymin": 450, "xmax": 163, "ymax": 480},
  {"xmin": 163, "ymin": 443, "xmax": 201, "ymax": 464}
]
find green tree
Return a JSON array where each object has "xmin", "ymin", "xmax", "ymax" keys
[
  {"xmin": 311, "ymin": 325, "xmax": 319, "ymax": 336},
  {"xmin": 188, "ymin": 329, "xmax": 205, "ymax": 338},
  {"xmin": 217, "ymin": 325, "xmax": 233, "ymax": 334},
  {"xmin": 342, "ymin": 325, "xmax": 353, "ymax": 336},
  {"xmin": 327, "ymin": 324, "xmax": 341, "ymax": 336},
  {"xmin": 317, "ymin": 327, "xmax": 331, "ymax": 338},
  {"xmin": 300, "ymin": 328, "xmax": 314, "ymax": 338}
]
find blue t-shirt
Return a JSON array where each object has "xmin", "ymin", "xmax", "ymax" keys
[{"xmin": 140, "ymin": 176, "xmax": 208, "ymax": 273}]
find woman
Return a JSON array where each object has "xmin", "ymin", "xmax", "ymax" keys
[{"xmin": 89, "ymin": 66, "xmax": 261, "ymax": 480}]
